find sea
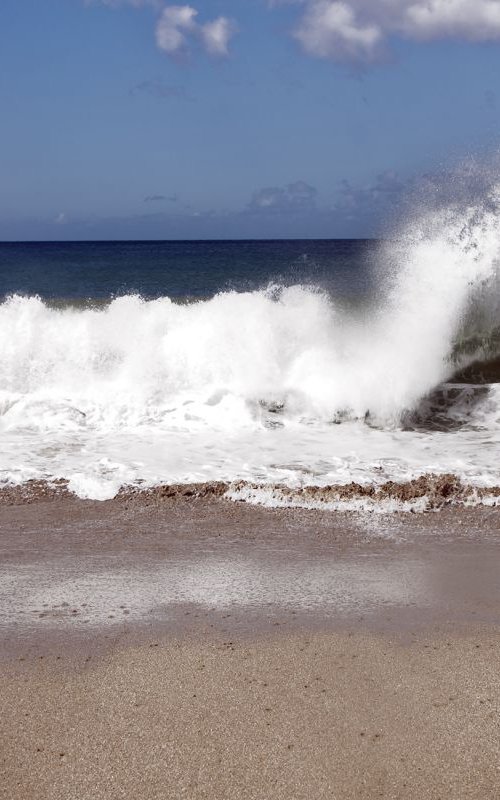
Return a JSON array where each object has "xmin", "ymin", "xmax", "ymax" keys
[{"xmin": 1, "ymin": 204, "xmax": 500, "ymax": 511}]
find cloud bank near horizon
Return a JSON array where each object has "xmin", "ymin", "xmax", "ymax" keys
[{"xmin": 2, "ymin": 171, "xmax": 413, "ymax": 241}]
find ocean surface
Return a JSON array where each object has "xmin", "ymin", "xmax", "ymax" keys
[{"xmin": 1, "ymin": 221, "xmax": 500, "ymax": 510}]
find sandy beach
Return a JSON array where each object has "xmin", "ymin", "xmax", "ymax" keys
[
  {"xmin": 1, "ymin": 491, "xmax": 500, "ymax": 798},
  {"xmin": 5, "ymin": 0, "xmax": 500, "ymax": 796}
]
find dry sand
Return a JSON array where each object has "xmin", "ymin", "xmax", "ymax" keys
[{"xmin": 1, "ymin": 490, "xmax": 500, "ymax": 799}]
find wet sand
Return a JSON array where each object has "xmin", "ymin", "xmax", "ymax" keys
[{"xmin": 1, "ymin": 491, "xmax": 500, "ymax": 798}]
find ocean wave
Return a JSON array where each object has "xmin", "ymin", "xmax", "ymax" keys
[{"xmin": 2, "ymin": 172, "xmax": 500, "ymax": 501}]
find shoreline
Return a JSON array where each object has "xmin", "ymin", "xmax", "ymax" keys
[
  {"xmin": 2, "ymin": 472, "xmax": 500, "ymax": 512},
  {"xmin": 2, "ymin": 491, "xmax": 500, "ymax": 656}
]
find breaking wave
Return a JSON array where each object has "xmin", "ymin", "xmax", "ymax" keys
[{"xmin": 1, "ymin": 167, "xmax": 500, "ymax": 504}]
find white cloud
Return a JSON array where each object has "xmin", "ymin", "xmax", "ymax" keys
[
  {"xmin": 155, "ymin": 6, "xmax": 236, "ymax": 57},
  {"xmin": 87, "ymin": 1, "xmax": 237, "ymax": 58},
  {"xmin": 200, "ymin": 17, "xmax": 237, "ymax": 56},
  {"xmin": 294, "ymin": 1, "xmax": 381, "ymax": 61},
  {"xmin": 155, "ymin": 5, "xmax": 197, "ymax": 55},
  {"xmin": 292, "ymin": 0, "xmax": 500, "ymax": 62},
  {"xmin": 404, "ymin": 0, "xmax": 500, "ymax": 41}
]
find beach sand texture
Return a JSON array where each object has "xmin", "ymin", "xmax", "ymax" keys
[{"xmin": 1, "ymin": 492, "xmax": 500, "ymax": 799}]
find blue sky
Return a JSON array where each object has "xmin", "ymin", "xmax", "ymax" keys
[{"xmin": 2, "ymin": 0, "xmax": 500, "ymax": 239}]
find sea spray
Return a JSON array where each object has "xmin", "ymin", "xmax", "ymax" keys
[{"xmin": 1, "ymin": 171, "xmax": 500, "ymax": 501}]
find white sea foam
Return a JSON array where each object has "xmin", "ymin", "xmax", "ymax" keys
[
  {"xmin": 1, "ymin": 179, "xmax": 500, "ymax": 503},
  {"xmin": 224, "ymin": 482, "xmax": 500, "ymax": 514}
]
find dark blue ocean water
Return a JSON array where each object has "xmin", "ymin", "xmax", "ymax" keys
[{"xmin": 0, "ymin": 240, "xmax": 375, "ymax": 300}]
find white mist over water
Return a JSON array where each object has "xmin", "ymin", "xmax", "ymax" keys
[{"xmin": 2, "ymin": 178, "xmax": 500, "ymax": 503}]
